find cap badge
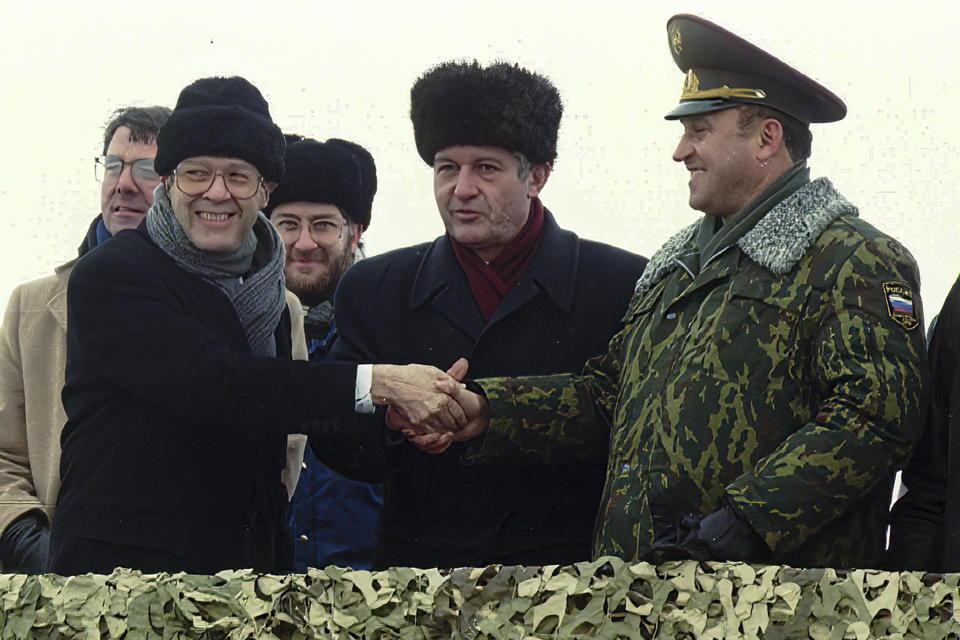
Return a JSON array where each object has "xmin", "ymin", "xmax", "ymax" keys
[{"xmin": 671, "ymin": 25, "xmax": 683, "ymax": 54}]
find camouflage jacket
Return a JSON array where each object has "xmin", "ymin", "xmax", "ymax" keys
[{"xmin": 473, "ymin": 178, "xmax": 928, "ymax": 569}]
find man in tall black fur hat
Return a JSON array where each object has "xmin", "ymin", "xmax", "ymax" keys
[{"xmin": 330, "ymin": 60, "xmax": 647, "ymax": 569}]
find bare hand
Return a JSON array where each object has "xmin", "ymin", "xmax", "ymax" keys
[
  {"xmin": 386, "ymin": 406, "xmax": 455, "ymax": 454},
  {"xmin": 406, "ymin": 385, "xmax": 488, "ymax": 454},
  {"xmin": 446, "ymin": 385, "xmax": 489, "ymax": 443},
  {"xmin": 437, "ymin": 358, "xmax": 489, "ymax": 439},
  {"xmin": 382, "ymin": 357, "xmax": 470, "ymax": 453},
  {"xmin": 384, "ymin": 357, "xmax": 488, "ymax": 455},
  {"xmin": 371, "ymin": 364, "xmax": 466, "ymax": 432}
]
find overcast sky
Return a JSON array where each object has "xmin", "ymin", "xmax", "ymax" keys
[{"xmin": 2, "ymin": 0, "xmax": 957, "ymax": 322}]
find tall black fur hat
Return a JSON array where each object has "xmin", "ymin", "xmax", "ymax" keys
[
  {"xmin": 264, "ymin": 138, "xmax": 370, "ymax": 229},
  {"xmin": 155, "ymin": 76, "xmax": 286, "ymax": 182},
  {"xmin": 327, "ymin": 138, "xmax": 377, "ymax": 230},
  {"xmin": 410, "ymin": 60, "xmax": 562, "ymax": 166}
]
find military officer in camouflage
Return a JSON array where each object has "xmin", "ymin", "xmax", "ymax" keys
[{"xmin": 411, "ymin": 14, "xmax": 928, "ymax": 569}]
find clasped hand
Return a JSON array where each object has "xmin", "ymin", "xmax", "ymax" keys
[{"xmin": 375, "ymin": 358, "xmax": 489, "ymax": 454}]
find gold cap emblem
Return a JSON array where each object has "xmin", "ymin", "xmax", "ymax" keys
[{"xmin": 671, "ymin": 25, "xmax": 682, "ymax": 54}]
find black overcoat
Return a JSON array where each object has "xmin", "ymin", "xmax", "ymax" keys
[
  {"xmin": 331, "ymin": 210, "xmax": 646, "ymax": 568},
  {"xmin": 890, "ymin": 275, "xmax": 959, "ymax": 571},
  {"xmin": 51, "ymin": 226, "xmax": 361, "ymax": 575}
]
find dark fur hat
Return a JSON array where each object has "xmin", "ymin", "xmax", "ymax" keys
[
  {"xmin": 264, "ymin": 138, "xmax": 372, "ymax": 229},
  {"xmin": 326, "ymin": 138, "xmax": 377, "ymax": 229},
  {"xmin": 410, "ymin": 60, "xmax": 562, "ymax": 166},
  {"xmin": 155, "ymin": 76, "xmax": 285, "ymax": 182}
]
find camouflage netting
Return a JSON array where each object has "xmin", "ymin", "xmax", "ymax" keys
[{"xmin": 0, "ymin": 557, "xmax": 957, "ymax": 639}]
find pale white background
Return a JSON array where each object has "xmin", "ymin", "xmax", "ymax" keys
[{"xmin": 1, "ymin": 0, "xmax": 957, "ymax": 324}]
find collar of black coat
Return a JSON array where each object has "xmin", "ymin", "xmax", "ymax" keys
[
  {"xmin": 634, "ymin": 177, "xmax": 858, "ymax": 295},
  {"xmin": 409, "ymin": 207, "xmax": 580, "ymax": 314}
]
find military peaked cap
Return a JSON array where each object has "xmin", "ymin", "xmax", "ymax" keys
[
  {"xmin": 410, "ymin": 60, "xmax": 562, "ymax": 165},
  {"xmin": 664, "ymin": 14, "xmax": 846, "ymax": 124}
]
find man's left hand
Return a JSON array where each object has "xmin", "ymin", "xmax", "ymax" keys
[{"xmin": 645, "ymin": 504, "xmax": 772, "ymax": 564}]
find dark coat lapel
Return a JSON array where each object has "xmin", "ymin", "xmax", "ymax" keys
[
  {"xmin": 408, "ymin": 209, "xmax": 579, "ymax": 342},
  {"xmin": 486, "ymin": 209, "xmax": 578, "ymax": 329},
  {"xmin": 409, "ymin": 237, "xmax": 486, "ymax": 342}
]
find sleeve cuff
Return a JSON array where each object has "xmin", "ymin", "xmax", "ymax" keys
[{"xmin": 355, "ymin": 363, "xmax": 375, "ymax": 413}]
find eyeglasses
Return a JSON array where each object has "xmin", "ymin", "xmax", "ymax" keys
[
  {"xmin": 94, "ymin": 156, "xmax": 160, "ymax": 188},
  {"xmin": 172, "ymin": 161, "xmax": 264, "ymax": 200},
  {"xmin": 273, "ymin": 218, "xmax": 348, "ymax": 247}
]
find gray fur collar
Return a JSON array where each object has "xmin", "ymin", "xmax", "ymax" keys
[{"xmin": 635, "ymin": 178, "xmax": 857, "ymax": 295}]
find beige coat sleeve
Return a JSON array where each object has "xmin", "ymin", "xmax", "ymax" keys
[
  {"xmin": 0, "ymin": 284, "xmax": 46, "ymax": 533},
  {"xmin": 281, "ymin": 290, "xmax": 308, "ymax": 500}
]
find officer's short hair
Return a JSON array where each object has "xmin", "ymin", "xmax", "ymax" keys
[
  {"xmin": 102, "ymin": 106, "xmax": 171, "ymax": 155},
  {"xmin": 737, "ymin": 105, "xmax": 812, "ymax": 163}
]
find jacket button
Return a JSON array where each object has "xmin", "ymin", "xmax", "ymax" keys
[
  {"xmin": 301, "ymin": 462, "xmax": 307, "ymax": 470},
  {"xmin": 243, "ymin": 523, "xmax": 253, "ymax": 532},
  {"xmin": 299, "ymin": 534, "xmax": 309, "ymax": 542}
]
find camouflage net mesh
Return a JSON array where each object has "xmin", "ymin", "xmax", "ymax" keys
[{"xmin": 0, "ymin": 557, "xmax": 956, "ymax": 639}]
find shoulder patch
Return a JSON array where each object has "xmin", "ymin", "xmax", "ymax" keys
[{"xmin": 883, "ymin": 282, "xmax": 919, "ymax": 330}]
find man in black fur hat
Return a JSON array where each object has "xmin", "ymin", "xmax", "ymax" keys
[
  {"xmin": 264, "ymin": 137, "xmax": 382, "ymax": 571},
  {"xmin": 330, "ymin": 60, "xmax": 647, "ymax": 569},
  {"xmin": 49, "ymin": 76, "xmax": 470, "ymax": 575}
]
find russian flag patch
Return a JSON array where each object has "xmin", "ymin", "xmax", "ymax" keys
[{"xmin": 883, "ymin": 282, "xmax": 919, "ymax": 331}]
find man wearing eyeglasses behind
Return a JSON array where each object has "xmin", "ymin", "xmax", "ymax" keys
[
  {"xmin": 49, "ymin": 77, "xmax": 464, "ymax": 575},
  {"xmin": 264, "ymin": 137, "xmax": 383, "ymax": 571},
  {"xmin": 0, "ymin": 106, "xmax": 170, "ymax": 573}
]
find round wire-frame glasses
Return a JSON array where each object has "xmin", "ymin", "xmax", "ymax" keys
[
  {"xmin": 274, "ymin": 218, "xmax": 348, "ymax": 247},
  {"xmin": 172, "ymin": 162, "xmax": 264, "ymax": 200}
]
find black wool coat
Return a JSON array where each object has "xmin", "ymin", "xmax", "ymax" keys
[
  {"xmin": 889, "ymin": 276, "xmax": 958, "ymax": 571},
  {"xmin": 331, "ymin": 210, "xmax": 647, "ymax": 569},
  {"xmin": 51, "ymin": 226, "xmax": 361, "ymax": 575}
]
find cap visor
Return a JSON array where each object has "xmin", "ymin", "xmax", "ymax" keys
[{"xmin": 664, "ymin": 99, "xmax": 736, "ymax": 120}]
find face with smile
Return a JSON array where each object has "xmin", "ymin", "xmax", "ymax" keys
[
  {"xmin": 100, "ymin": 126, "xmax": 160, "ymax": 234},
  {"xmin": 672, "ymin": 106, "xmax": 764, "ymax": 220},
  {"xmin": 433, "ymin": 145, "xmax": 549, "ymax": 262},
  {"xmin": 270, "ymin": 201, "xmax": 360, "ymax": 306},
  {"xmin": 165, "ymin": 156, "xmax": 270, "ymax": 253}
]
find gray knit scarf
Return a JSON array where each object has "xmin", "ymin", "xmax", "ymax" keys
[{"xmin": 146, "ymin": 185, "xmax": 286, "ymax": 356}]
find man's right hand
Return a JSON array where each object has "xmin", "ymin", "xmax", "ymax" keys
[
  {"xmin": 385, "ymin": 358, "xmax": 491, "ymax": 454},
  {"xmin": 370, "ymin": 363, "xmax": 467, "ymax": 432}
]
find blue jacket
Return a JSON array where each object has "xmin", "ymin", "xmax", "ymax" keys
[{"xmin": 288, "ymin": 309, "xmax": 382, "ymax": 571}]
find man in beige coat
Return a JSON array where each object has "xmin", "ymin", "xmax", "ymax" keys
[{"xmin": 0, "ymin": 106, "xmax": 172, "ymax": 572}]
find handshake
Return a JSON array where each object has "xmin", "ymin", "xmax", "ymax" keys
[{"xmin": 370, "ymin": 358, "xmax": 489, "ymax": 454}]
